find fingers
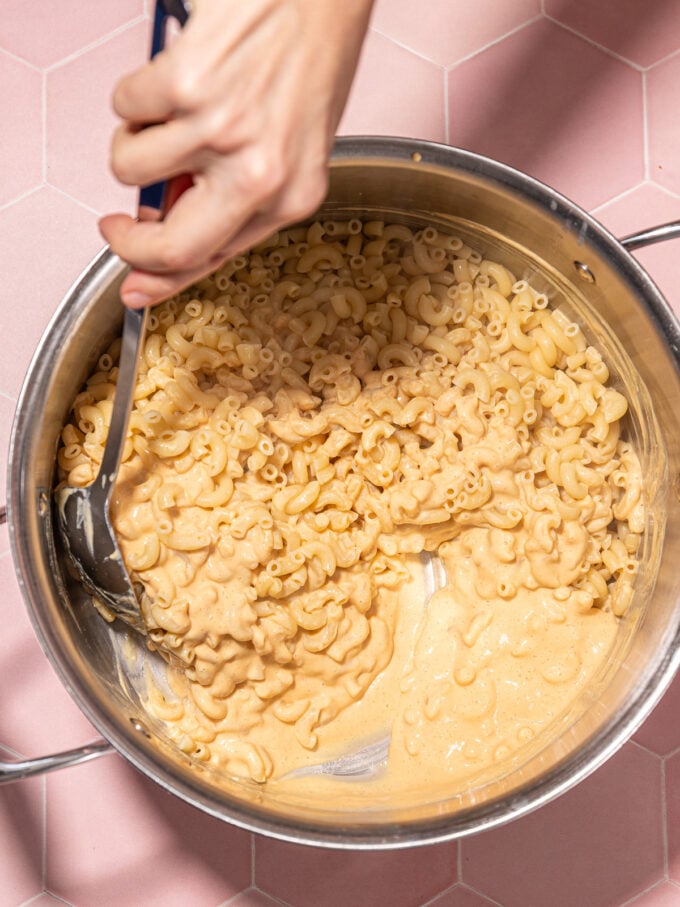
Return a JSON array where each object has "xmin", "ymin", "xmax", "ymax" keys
[
  {"xmin": 102, "ymin": 129, "xmax": 314, "ymax": 274},
  {"xmin": 101, "ymin": 165, "xmax": 260, "ymax": 273},
  {"xmin": 118, "ymin": 259, "xmax": 224, "ymax": 308},
  {"xmin": 101, "ymin": 213, "xmax": 230, "ymax": 309},
  {"xmin": 110, "ymin": 118, "xmax": 205, "ymax": 187},
  {"xmin": 101, "ymin": 171, "xmax": 326, "ymax": 310},
  {"xmin": 100, "ymin": 134, "xmax": 328, "ymax": 309},
  {"xmin": 112, "ymin": 54, "xmax": 176, "ymax": 124}
]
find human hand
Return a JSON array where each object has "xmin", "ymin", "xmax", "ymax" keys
[{"xmin": 98, "ymin": 0, "xmax": 373, "ymax": 308}]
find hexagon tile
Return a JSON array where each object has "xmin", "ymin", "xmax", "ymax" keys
[
  {"xmin": 444, "ymin": 18, "xmax": 644, "ymax": 211},
  {"xmin": 1, "ymin": 1, "xmax": 680, "ymax": 906}
]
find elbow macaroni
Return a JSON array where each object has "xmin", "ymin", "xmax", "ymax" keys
[{"xmin": 57, "ymin": 219, "xmax": 645, "ymax": 791}]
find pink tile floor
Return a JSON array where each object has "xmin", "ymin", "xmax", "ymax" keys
[{"xmin": 1, "ymin": 1, "xmax": 680, "ymax": 904}]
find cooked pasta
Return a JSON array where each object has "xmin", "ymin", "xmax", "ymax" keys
[{"xmin": 57, "ymin": 219, "xmax": 644, "ymax": 791}]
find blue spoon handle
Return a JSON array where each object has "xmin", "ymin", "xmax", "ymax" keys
[
  {"xmin": 101, "ymin": 0, "xmax": 190, "ymax": 490},
  {"xmin": 139, "ymin": 0, "xmax": 190, "ymax": 213}
]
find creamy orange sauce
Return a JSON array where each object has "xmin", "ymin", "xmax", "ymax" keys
[
  {"xmin": 57, "ymin": 219, "xmax": 644, "ymax": 796},
  {"xmin": 388, "ymin": 540, "xmax": 617, "ymax": 790}
]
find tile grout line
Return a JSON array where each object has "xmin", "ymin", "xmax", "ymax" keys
[
  {"xmin": 17, "ymin": 893, "xmax": 46, "ymax": 907},
  {"xmin": 368, "ymin": 23, "xmax": 448, "ymax": 69},
  {"xmin": 0, "ymin": 740, "xmax": 30, "ymax": 760},
  {"xmin": 256, "ymin": 888, "xmax": 294, "ymax": 907},
  {"xmin": 0, "ymin": 184, "xmax": 43, "ymax": 214},
  {"xmin": 219, "ymin": 884, "xmax": 291, "ymax": 907},
  {"xmin": 591, "ymin": 180, "xmax": 647, "ymax": 217},
  {"xmin": 419, "ymin": 881, "xmax": 506, "ymax": 907},
  {"xmin": 645, "ymin": 45, "xmax": 680, "ymax": 73},
  {"xmin": 641, "ymin": 71, "xmax": 650, "ymax": 182},
  {"xmin": 445, "ymin": 15, "xmax": 543, "ymax": 74},
  {"xmin": 44, "ymin": 15, "xmax": 149, "ymax": 74},
  {"xmin": 41, "ymin": 773, "xmax": 48, "ymax": 893},
  {"xmin": 44, "ymin": 182, "xmax": 109, "ymax": 219},
  {"xmin": 627, "ymin": 738, "xmax": 667, "ymax": 762},
  {"xmin": 542, "ymin": 13, "xmax": 644, "ymax": 72},
  {"xmin": 590, "ymin": 178, "xmax": 680, "ymax": 219},
  {"xmin": 459, "ymin": 882, "xmax": 506, "ymax": 907},
  {"xmin": 649, "ymin": 182, "xmax": 680, "ymax": 202},
  {"xmin": 419, "ymin": 882, "xmax": 459, "ymax": 907},
  {"xmin": 0, "ymin": 45, "xmax": 42, "ymax": 73},
  {"xmin": 217, "ymin": 887, "xmax": 245, "ymax": 906},
  {"xmin": 43, "ymin": 891, "xmax": 75, "ymax": 907},
  {"xmin": 372, "ymin": 14, "xmax": 543, "ymax": 74},
  {"xmin": 619, "ymin": 879, "xmax": 670, "ymax": 907},
  {"xmin": 661, "ymin": 757, "xmax": 669, "ymax": 880},
  {"xmin": 41, "ymin": 70, "xmax": 47, "ymax": 184}
]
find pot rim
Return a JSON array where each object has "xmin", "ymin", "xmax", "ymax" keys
[{"xmin": 6, "ymin": 136, "xmax": 680, "ymax": 848}]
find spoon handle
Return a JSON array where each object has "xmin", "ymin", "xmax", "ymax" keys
[
  {"xmin": 98, "ymin": 305, "xmax": 149, "ymax": 498},
  {"xmin": 140, "ymin": 0, "xmax": 190, "ymax": 214},
  {"xmin": 99, "ymin": 0, "xmax": 190, "ymax": 496}
]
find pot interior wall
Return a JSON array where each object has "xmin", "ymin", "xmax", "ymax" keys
[{"xmin": 10, "ymin": 142, "xmax": 680, "ymax": 846}]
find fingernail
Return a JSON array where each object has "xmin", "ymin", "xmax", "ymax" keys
[{"xmin": 122, "ymin": 291, "xmax": 151, "ymax": 308}]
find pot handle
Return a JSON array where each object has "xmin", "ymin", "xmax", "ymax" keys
[
  {"xmin": 620, "ymin": 219, "xmax": 680, "ymax": 251},
  {"xmin": 0, "ymin": 741, "xmax": 113, "ymax": 784},
  {"xmin": 1, "ymin": 500, "xmax": 113, "ymax": 784}
]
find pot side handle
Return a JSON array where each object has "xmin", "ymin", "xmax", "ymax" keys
[
  {"xmin": 0, "ymin": 741, "xmax": 113, "ymax": 784},
  {"xmin": 1, "ymin": 501, "xmax": 113, "ymax": 784},
  {"xmin": 621, "ymin": 219, "xmax": 680, "ymax": 251}
]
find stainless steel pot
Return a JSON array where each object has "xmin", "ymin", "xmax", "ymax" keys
[{"xmin": 5, "ymin": 137, "xmax": 680, "ymax": 848}]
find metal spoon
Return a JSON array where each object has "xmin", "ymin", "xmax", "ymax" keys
[
  {"xmin": 55, "ymin": 0, "xmax": 189, "ymax": 633},
  {"xmin": 56, "ymin": 305, "xmax": 149, "ymax": 632}
]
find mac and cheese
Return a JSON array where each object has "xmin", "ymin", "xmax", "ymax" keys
[{"xmin": 58, "ymin": 219, "xmax": 643, "ymax": 790}]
